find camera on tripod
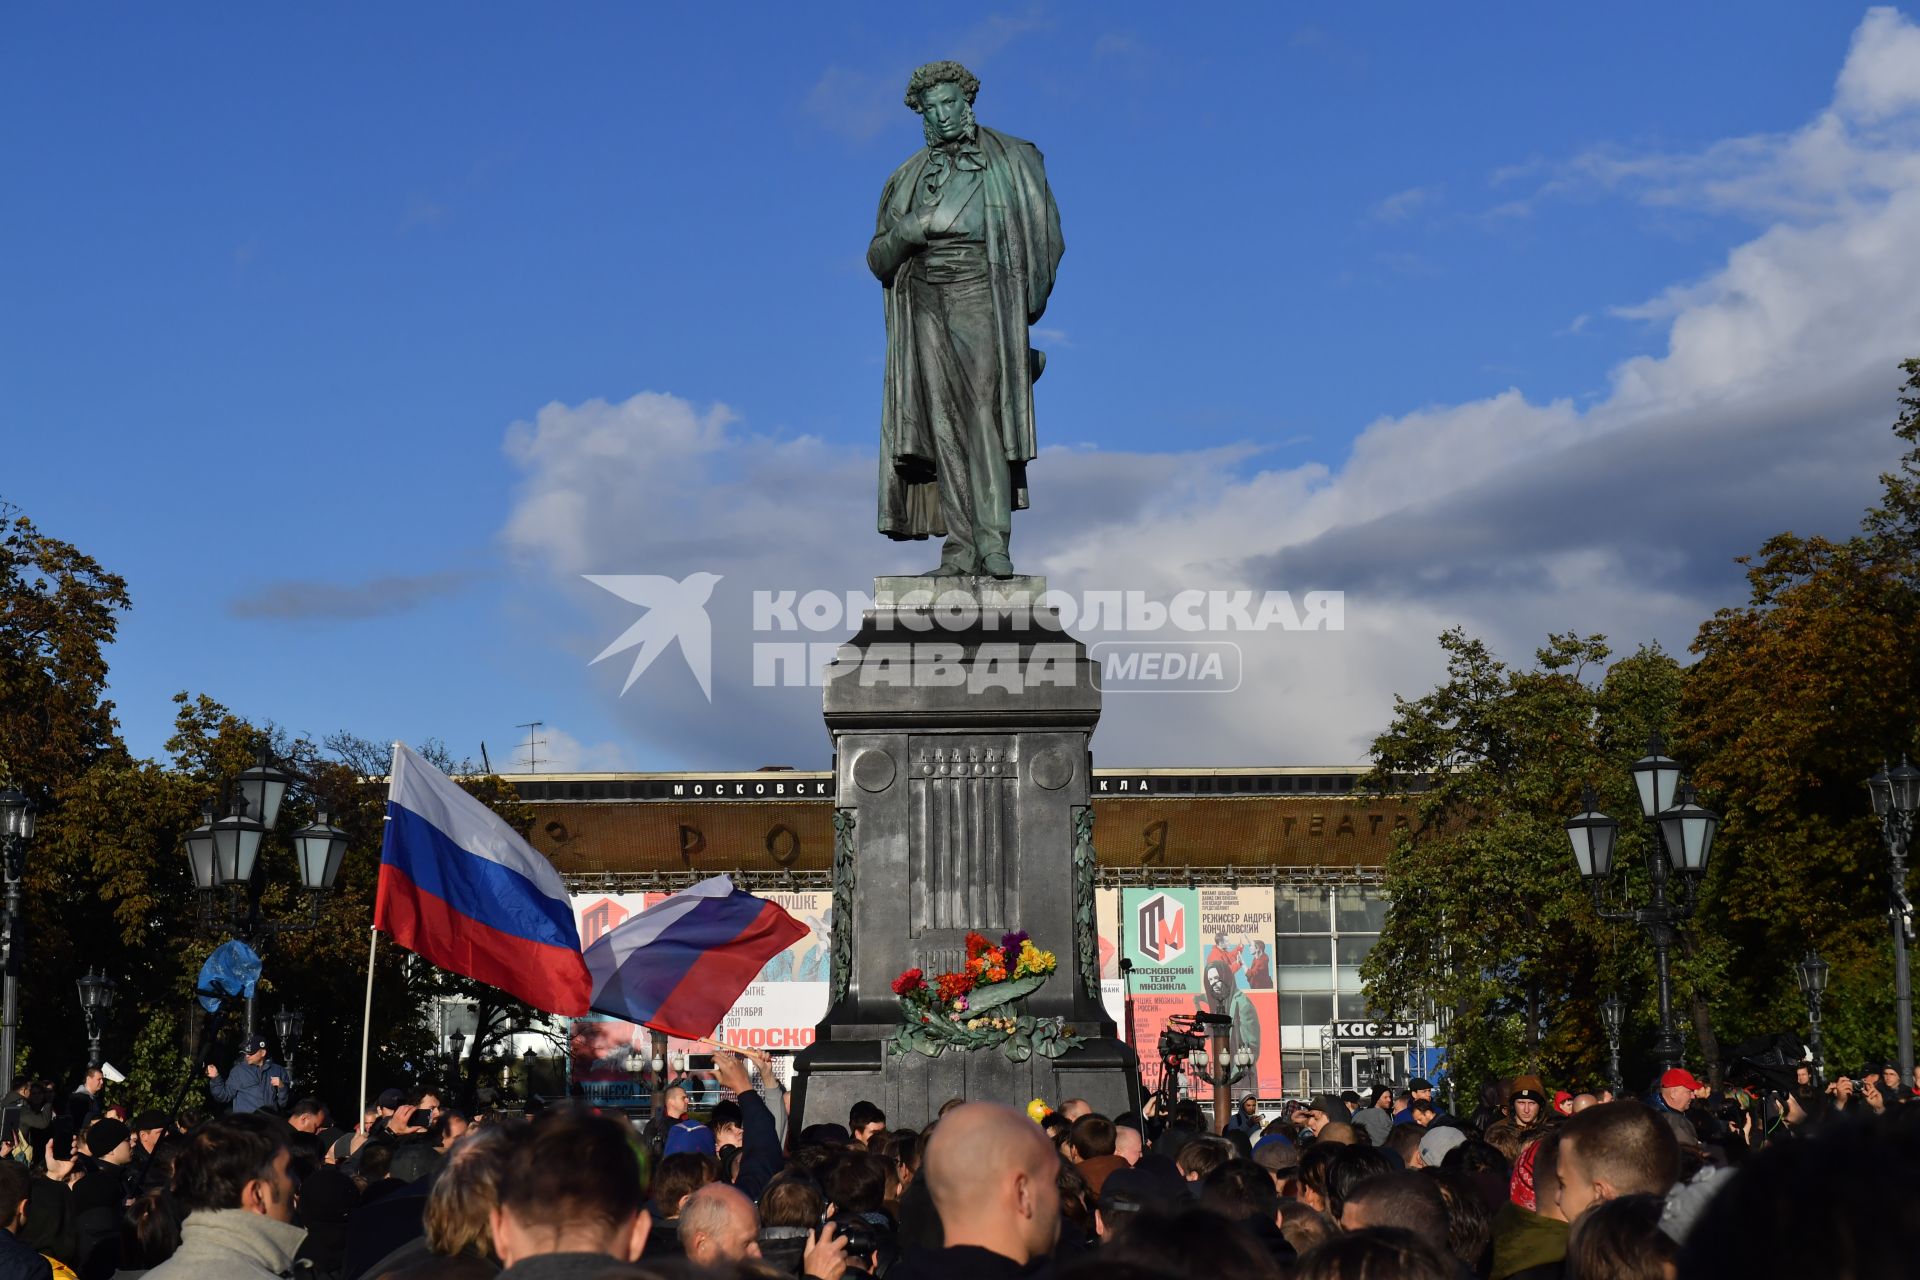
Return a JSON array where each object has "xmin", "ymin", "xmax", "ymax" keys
[{"xmin": 1158, "ymin": 1011, "xmax": 1231, "ymax": 1061}]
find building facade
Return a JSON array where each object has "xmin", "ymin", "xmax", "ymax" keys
[{"xmin": 511, "ymin": 765, "xmax": 1432, "ymax": 1095}]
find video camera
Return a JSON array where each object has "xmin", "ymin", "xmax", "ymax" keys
[
  {"xmin": 1158, "ymin": 1021, "xmax": 1205, "ymax": 1061},
  {"xmin": 1157, "ymin": 1011, "xmax": 1229, "ymax": 1061},
  {"xmin": 1722, "ymin": 1032, "xmax": 1808, "ymax": 1096}
]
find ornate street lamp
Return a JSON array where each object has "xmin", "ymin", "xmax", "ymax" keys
[
  {"xmin": 1658, "ymin": 783, "xmax": 1719, "ymax": 875},
  {"xmin": 1630, "ymin": 735, "xmax": 1683, "ymax": 823},
  {"xmin": 237, "ymin": 746, "xmax": 292, "ymax": 832},
  {"xmin": 181, "ymin": 744, "xmax": 345, "ymax": 1037},
  {"xmin": 1567, "ymin": 788, "xmax": 1619, "ymax": 881},
  {"xmin": 1599, "ymin": 993, "xmax": 1624, "ymax": 1097},
  {"xmin": 183, "ymin": 801, "xmax": 218, "ymax": 892},
  {"xmin": 1867, "ymin": 757, "xmax": 1918, "ymax": 1084},
  {"xmin": 209, "ymin": 795, "xmax": 266, "ymax": 886},
  {"xmin": 273, "ymin": 1007, "xmax": 305, "ymax": 1086},
  {"xmin": 522, "ymin": 1047, "xmax": 539, "ymax": 1101},
  {"xmin": 291, "ymin": 811, "xmax": 349, "ymax": 895},
  {"xmin": 76, "ymin": 969, "xmax": 116, "ymax": 1068},
  {"xmin": 0, "ymin": 789, "xmax": 34, "ymax": 1098},
  {"xmin": 1794, "ymin": 949, "xmax": 1829, "ymax": 1080},
  {"xmin": 1568, "ymin": 745, "xmax": 1718, "ymax": 1075},
  {"xmin": 449, "ymin": 1028, "xmax": 468, "ymax": 1095}
]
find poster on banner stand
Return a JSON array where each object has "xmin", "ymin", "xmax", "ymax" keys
[
  {"xmin": 565, "ymin": 889, "xmax": 831, "ymax": 1102},
  {"xmin": 1118, "ymin": 886, "xmax": 1280, "ymax": 1100}
]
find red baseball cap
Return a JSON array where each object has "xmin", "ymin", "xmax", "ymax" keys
[{"xmin": 1660, "ymin": 1068, "xmax": 1704, "ymax": 1090}]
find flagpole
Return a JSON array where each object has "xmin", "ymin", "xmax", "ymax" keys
[
  {"xmin": 358, "ymin": 741, "xmax": 397, "ymax": 1138},
  {"xmin": 358, "ymin": 925, "xmax": 377, "ymax": 1135}
]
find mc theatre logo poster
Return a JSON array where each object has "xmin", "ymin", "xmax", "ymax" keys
[{"xmin": 1119, "ymin": 886, "xmax": 1282, "ymax": 1099}]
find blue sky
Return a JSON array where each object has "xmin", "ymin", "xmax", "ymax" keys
[{"xmin": 7, "ymin": 4, "xmax": 1917, "ymax": 772}]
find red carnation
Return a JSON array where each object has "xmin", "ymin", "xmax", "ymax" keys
[
  {"xmin": 892, "ymin": 968, "xmax": 925, "ymax": 995},
  {"xmin": 965, "ymin": 931, "xmax": 994, "ymax": 959}
]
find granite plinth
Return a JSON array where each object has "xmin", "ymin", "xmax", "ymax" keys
[{"xmin": 789, "ymin": 579, "xmax": 1137, "ymax": 1132}]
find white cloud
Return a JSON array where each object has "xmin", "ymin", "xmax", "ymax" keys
[
  {"xmin": 1836, "ymin": 5, "xmax": 1920, "ymax": 122},
  {"xmin": 520, "ymin": 724, "xmax": 635, "ymax": 774},
  {"xmin": 1371, "ymin": 185, "xmax": 1439, "ymax": 223},
  {"xmin": 500, "ymin": 8, "xmax": 1920, "ymax": 768}
]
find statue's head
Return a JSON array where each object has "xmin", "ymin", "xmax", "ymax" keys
[{"xmin": 905, "ymin": 60, "xmax": 980, "ymax": 147}]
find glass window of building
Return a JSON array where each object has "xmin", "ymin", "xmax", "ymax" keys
[
  {"xmin": 1277, "ymin": 886, "xmax": 1331, "ymax": 934},
  {"xmin": 1336, "ymin": 887, "xmax": 1388, "ymax": 932},
  {"xmin": 1277, "ymin": 936, "xmax": 1333, "ymax": 969}
]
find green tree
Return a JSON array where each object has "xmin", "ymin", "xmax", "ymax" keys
[
  {"xmin": 1680, "ymin": 359, "xmax": 1920, "ymax": 1073},
  {"xmin": 0, "ymin": 503, "xmax": 567, "ymax": 1115},
  {"xmin": 1361, "ymin": 630, "xmax": 1708, "ymax": 1098}
]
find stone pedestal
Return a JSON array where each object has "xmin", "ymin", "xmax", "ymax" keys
[{"xmin": 789, "ymin": 577, "xmax": 1138, "ymax": 1132}]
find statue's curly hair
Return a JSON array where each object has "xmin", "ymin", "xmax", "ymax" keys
[{"xmin": 904, "ymin": 60, "xmax": 980, "ymax": 112}]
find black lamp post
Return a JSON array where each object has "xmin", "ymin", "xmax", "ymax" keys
[
  {"xmin": 1867, "ymin": 758, "xmax": 1919, "ymax": 1084},
  {"xmin": 1600, "ymin": 993, "xmax": 1624, "ymax": 1097},
  {"xmin": 449, "ymin": 1029, "xmax": 467, "ymax": 1094},
  {"xmin": 0, "ymin": 789, "xmax": 34, "ymax": 1098},
  {"xmin": 76, "ymin": 969, "xmax": 116, "ymax": 1068},
  {"xmin": 273, "ymin": 1008, "xmax": 305, "ymax": 1085},
  {"xmin": 1794, "ymin": 949, "xmax": 1829, "ymax": 1081},
  {"xmin": 522, "ymin": 1047, "xmax": 538, "ymax": 1102},
  {"xmin": 1567, "ymin": 736, "xmax": 1720, "ymax": 1074},
  {"xmin": 182, "ymin": 743, "xmax": 347, "ymax": 1036}
]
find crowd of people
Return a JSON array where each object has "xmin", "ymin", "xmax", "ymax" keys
[{"xmin": 2, "ymin": 1045, "xmax": 1918, "ymax": 1280}]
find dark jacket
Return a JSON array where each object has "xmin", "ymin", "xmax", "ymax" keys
[
  {"xmin": 64, "ymin": 1089, "xmax": 101, "ymax": 1132},
  {"xmin": 497, "ymin": 1254, "xmax": 630, "ymax": 1280},
  {"xmin": 733, "ymin": 1091, "xmax": 784, "ymax": 1204},
  {"xmin": 0, "ymin": 1229, "xmax": 52, "ymax": 1280},
  {"xmin": 889, "ymin": 1245, "xmax": 1037, "ymax": 1280}
]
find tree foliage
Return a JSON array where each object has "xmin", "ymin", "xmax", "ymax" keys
[
  {"xmin": 1360, "ymin": 631, "xmax": 1699, "ymax": 1094},
  {"xmin": 1678, "ymin": 358, "xmax": 1920, "ymax": 1074},
  {"xmin": 1369, "ymin": 359, "xmax": 1920, "ymax": 1097},
  {"xmin": 0, "ymin": 508, "xmax": 552, "ymax": 1115}
]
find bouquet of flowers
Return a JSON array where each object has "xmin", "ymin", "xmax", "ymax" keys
[{"xmin": 888, "ymin": 930, "xmax": 1084, "ymax": 1062}]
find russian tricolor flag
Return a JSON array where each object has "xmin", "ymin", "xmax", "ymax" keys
[
  {"xmin": 376, "ymin": 743, "xmax": 592, "ymax": 1015},
  {"xmin": 584, "ymin": 876, "xmax": 808, "ymax": 1039}
]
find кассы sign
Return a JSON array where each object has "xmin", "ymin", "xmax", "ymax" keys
[{"xmin": 1333, "ymin": 1020, "xmax": 1417, "ymax": 1040}]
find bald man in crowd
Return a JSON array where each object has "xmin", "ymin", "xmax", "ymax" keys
[
  {"xmin": 891, "ymin": 1102, "xmax": 1061, "ymax": 1280},
  {"xmin": 680, "ymin": 1184, "xmax": 762, "ymax": 1268}
]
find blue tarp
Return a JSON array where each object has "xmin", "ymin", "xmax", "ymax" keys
[{"xmin": 197, "ymin": 940, "xmax": 263, "ymax": 1012}]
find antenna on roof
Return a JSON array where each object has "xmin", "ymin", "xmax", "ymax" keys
[
  {"xmin": 516, "ymin": 722, "xmax": 546, "ymax": 773},
  {"xmin": 480, "ymin": 741, "xmax": 492, "ymax": 774}
]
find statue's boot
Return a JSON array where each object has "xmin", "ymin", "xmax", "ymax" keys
[{"xmin": 980, "ymin": 553, "xmax": 1015, "ymax": 579}]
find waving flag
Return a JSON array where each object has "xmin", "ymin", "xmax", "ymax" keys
[
  {"xmin": 376, "ymin": 742, "xmax": 591, "ymax": 1015},
  {"xmin": 584, "ymin": 875, "xmax": 808, "ymax": 1039}
]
